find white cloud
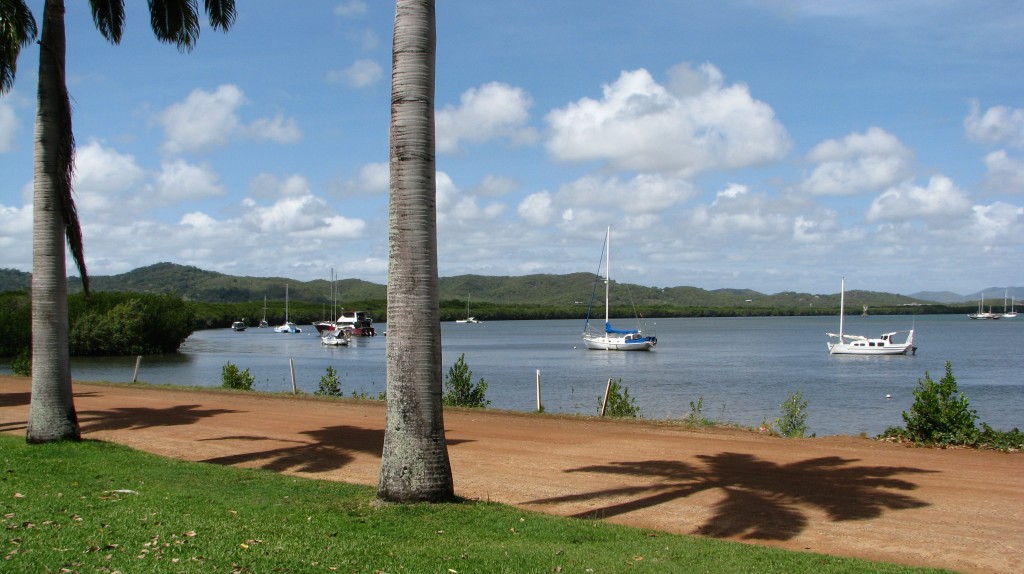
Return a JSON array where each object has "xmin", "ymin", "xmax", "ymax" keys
[
  {"xmin": 964, "ymin": 201, "xmax": 1024, "ymax": 244},
  {"xmin": 348, "ymin": 162, "xmax": 390, "ymax": 195},
  {"xmin": 158, "ymin": 85, "xmax": 302, "ymax": 154},
  {"xmin": 239, "ymin": 173, "xmax": 367, "ymax": 239},
  {"xmin": 964, "ymin": 100, "xmax": 1024, "ymax": 148},
  {"xmin": 692, "ymin": 184, "xmax": 791, "ymax": 238},
  {"xmin": 248, "ymin": 173, "xmax": 313, "ymax": 200},
  {"xmin": 327, "ymin": 59, "xmax": 383, "ymax": 88},
  {"xmin": 73, "ymin": 141, "xmax": 147, "ymax": 214},
  {"xmin": 517, "ymin": 191, "xmax": 554, "ymax": 226},
  {"xmin": 436, "ymin": 82, "xmax": 538, "ymax": 153},
  {"xmin": 153, "ymin": 159, "xmax": 226, "ymax": 203},
  {"xmin": 866, "ymin": 175, "xmax": 972, "ymax": 224},
  {"xmin": 0, "ymin": 202, "xmax": 32, "ymax": 266},
  {"xmin": 801, "ymin": 127, "xmax": 914, "ymax": 195},
  {"xmin": 435, "ymin": 171, "xmax": 506, "ymax": 226},
  {"xmin": 982, "ymin": 150, "xmax": 1024, "ymax": 193},
  {"xmin": 0, "ymin": 100, "xmax": 19, "ymax": 152},
  {"xmin": 545, "ymin": 63, "xmax": 790, "ymax": 176},
  {"xmin": 473, "ymin": 175, "xmax": 518, "ymax": 197},
  {"xmin": 247, "ymin": 113, "xmax": 303, "ymax": 144},
  {"xmin": 558, "ymin": 173, "xmax": 694, "ymax": 215}
]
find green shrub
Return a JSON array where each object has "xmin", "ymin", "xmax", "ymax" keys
[
  {"xmin": 11, "ymin": 348, "xmax": 31, "ymax": 376},
  {"xmin": 221, "ymin": 361, "xmax": 254, "ymax": 390},
  {"xmin": 442, "ymin": 353, "xmax": 490, "ymax": 408},
  {"xmin": 902, "ymin": 361, "xmax": 977, "ymax": 445},
  {"xmin": 775, "ymin": 390, "xmax": 810, "ymax": 438},
  {"xmin": 685, "ymin": 396, "xmax": 708, "ymax": 425},
  {"xmin": 316, "ymin": 365, "xmax": 342, "ymax": 396},
  {"xmin": 601, "ymin": 378, "xmax": 641, "ymax": 418},
  {"xmin": 880, "ymin": 362, "xmax": 1022, "ymax": 451}
]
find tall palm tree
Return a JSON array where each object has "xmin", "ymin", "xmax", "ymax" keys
[
  {"xmin": 377, "ymin": 0, "xmax": 455, "ymax": 502},
  {"xmin": 12, "ymin": 0, "xmax": 236, "ymax": 443}
]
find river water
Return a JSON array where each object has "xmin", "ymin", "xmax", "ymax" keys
[{"xmin": 3, "ymin": 314, "xmax": 1021, "ymax": 437}]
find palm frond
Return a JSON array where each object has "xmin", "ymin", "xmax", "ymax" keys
[
  {"xmin": 90, "ymin": 0, "xmax": 125, "ymax": 44},
  {"xmin": 0, "ymin": 0, "xmax": 38, "ymax": 93},
  {"xmin": 148, "ymin": 0, "xmax": 200, "ymax": 52},
  {"xmin": 204, "ymin": 0, "xmax": 236, "ymax": 31},
  {"xmin": 57, "ymin": 80, "xmax": 89, "ymax": 295}
]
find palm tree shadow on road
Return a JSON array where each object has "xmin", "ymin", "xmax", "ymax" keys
[
  {"xmin": 527, "ymin": 452, "xmax": 934, "ymax": 541},
  {"xmin": 197, "ymin": 426, "xmax": 472, "ymax": 475}
]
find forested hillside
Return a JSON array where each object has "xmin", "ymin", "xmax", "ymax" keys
[{"xmin": 1, "ymin": 262, "xmax": 945, "ymax": 309}]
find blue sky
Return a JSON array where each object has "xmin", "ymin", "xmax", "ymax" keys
[{"xmin": 2, "ymin": 1, "xmax": 1022, "ymax": 295}]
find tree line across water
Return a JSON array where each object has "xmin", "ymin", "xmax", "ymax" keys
[{"xmin": 0, "ymin": 288, "xmax": 979, "ymax": 359}]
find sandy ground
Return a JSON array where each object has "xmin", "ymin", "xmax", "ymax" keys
[{"xmin": 2, "ymin": 375, "xmax": 1021, "ymax": 573}]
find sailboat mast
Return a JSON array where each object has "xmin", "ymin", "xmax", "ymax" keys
[
  {"xmin": 839, "ymin": 277, "xmax": 845, "ymax": 339},
  {"xmin": 604, "ymin": 226, "xmax": 611, "ymax": 327}
]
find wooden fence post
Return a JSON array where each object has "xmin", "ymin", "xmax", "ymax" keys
[
  {"xmin": 536, "ymin": 369, "xmax": 542, "ymax": 412},
  {"xmin": 600, "ymin": 377, "xmax": 613, "ymax": 416}
]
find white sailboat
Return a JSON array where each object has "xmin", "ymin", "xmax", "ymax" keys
[
  {"xmin": 258, "ymin": 296, "xmax": 269, "ymax": 328},
  {"xmin": 1001, "ymin": 289, "xmax": 1017, "ymax": 319},
  {"xmin": 455, "ymin": 294, "xmax": 481, "ymax": 323},
  {"xmin": 275, "ymin": 284, "xmax": 302, "ymax": 333},
  {"xmin": 968, "ymin": 292, "xmax": 1000, "ymax": 320},
  {"xmin": 827, "ymin": 277, "xmax": 915, "ymax": 355},
  {"xmin": 582, "ymin": 226, "xmax": 657, "ymax": 351}
]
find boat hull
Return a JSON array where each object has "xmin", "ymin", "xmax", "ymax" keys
[
  {"xmin": 827, "ymin": 342, "xmax": 915, "ymax": 356},
  {"xmin": 583, "ymin": 334, "xmax": 657, "ymax": 351}
]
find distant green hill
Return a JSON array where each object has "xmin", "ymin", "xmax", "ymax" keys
[{"xmin": 1, "ymin": 262, "xmax": 942, "ymax": 310}]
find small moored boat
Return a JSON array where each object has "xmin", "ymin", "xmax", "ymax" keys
[
  {"xmin": 827, "ymin": 278, "xmax": 916, "ymax": 356},
  {"xmin": 582, "ymin": 225, "xmax": 657, "ymax": 352}
]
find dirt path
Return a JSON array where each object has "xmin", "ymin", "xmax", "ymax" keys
[{"xmin": 2, "ymin": 376, "xmax": 1021, "ymax": 573}]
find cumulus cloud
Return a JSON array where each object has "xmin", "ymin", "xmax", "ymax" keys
[
  {"xmin": 158, "ymin": 85, "xmax": 302, "ymax": 155},
  {"xmin": 691, "ymin": 184, "xmax": 791, "ymax": 238},
  {"xmin": 239, "ymin": 174, "xmax": 366, "ymax": 239},
  {"xmin": 964, "ymin": 100, "xmax": 1024, "ymax": 148},
  {"xmin": 517, "ymin": 191, "xmax": 554, "ymax": 226},
  {"xmin": 0, "ymin": 100, "xmax": 19, "ymax": 152},
  {"xmin": 866, "ymin": 175, "xmax": 972, "ymax": 223},
  {"xmin": 982, "ymin": 150, "xmax": 1024, "ymax": 193},
  {"xmin": 153, "ymin": 159, "xmax": 227, "ymax": 203},
  {"xmin": 73, "ymin": 141, "xmax": 147, "ymax": 214},
  {"xmin": 516, "ymin": 173, "xmax": 694, "ymax": 229},
  {"xmin": 801, "ymin": 127, "xmax": 914, "ymax": 196},
  {"xmin": 247, "ymin": 113, "xmax": 302, "ymax": 144},
  {"xmin": 964, "ymin": 202, "xmax": 1024, "ymax": 243},
  {"xmin": 545, "ymin": 63, "xmax": 790, "ymax": 176},
  {"xmin": 436, "ymin": 82, "xmax": 538, "ymax": 153},
  {"xmin": 434, "ymin": 171, "xmax": 507, "ymax": 227},
  {"xmin": 326, "ymin": 59, "xmax": 383, "ymax": 88}
]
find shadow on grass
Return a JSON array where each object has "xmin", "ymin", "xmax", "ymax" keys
[{"xmin": 527, "ymin": 452, "xmax": 933, "ymax": 541}]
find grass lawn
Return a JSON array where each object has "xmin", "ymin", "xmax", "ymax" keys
[{"xmin": 1, "ymin": 435, "xmax": 950, "ymax": 573}]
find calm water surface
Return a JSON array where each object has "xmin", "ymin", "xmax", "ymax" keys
[{"xmin": 3, "ymin": 315, "xmax": 1021, "ymax": 437}]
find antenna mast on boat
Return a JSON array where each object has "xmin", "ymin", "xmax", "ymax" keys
[
  {"xmin": 839, "ymin": 276, "xmax": 846, "ymax": 340},
  {"xmin": 604, "ymin": 225, "xmax": 611, "ymax": 328}
]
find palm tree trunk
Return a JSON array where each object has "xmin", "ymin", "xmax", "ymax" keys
[
  {"xmin": 26, "ymin": 0, "xmax": 79, "ymax": 443},
  {"xmin": 377, "ymin": 0, "xmax": 453, "ymax": 502}
]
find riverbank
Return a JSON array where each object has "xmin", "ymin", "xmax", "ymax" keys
[{"xmin": 2, "ymin": 375, "xmax": 1021, "ymax": 573}]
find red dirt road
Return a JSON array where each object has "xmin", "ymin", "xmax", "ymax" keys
[{"xmin": 2, "ymin": 376, "xmax": 1021, "ymax": 573}]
